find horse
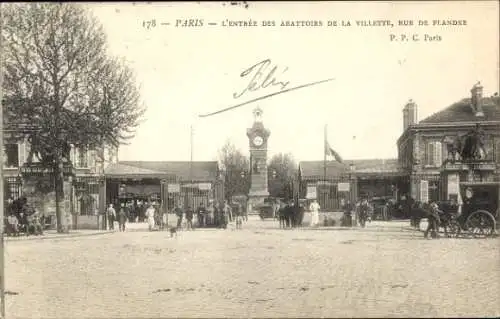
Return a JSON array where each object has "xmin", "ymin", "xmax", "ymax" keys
[{"xmin": 405, "ymin": 201, "xmax": 431, "ymax": 229}]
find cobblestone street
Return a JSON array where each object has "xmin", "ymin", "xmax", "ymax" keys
[{"xmin": 5, "ymin": 218, "xmax": 500, "ymax": 318}]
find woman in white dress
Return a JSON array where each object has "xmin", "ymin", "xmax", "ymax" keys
[
  {"xmin": 309, "ymin": 199, "xmax": 320, "ymax": 227},
  {"xmin": 146, "ymin": 204, "xmax": 156, "ymax": 231}
]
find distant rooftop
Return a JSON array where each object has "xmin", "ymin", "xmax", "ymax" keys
[
  {"xmin": 420, "ymin": 96, "xmax": 500, "ymax": 124},
  {"xmin": 105, "ymin": 161, "xmax": 219, "ymax": 181},
  {"xmin": 299, "ymin": 158, "xmax": 401, "ymax": 179}
]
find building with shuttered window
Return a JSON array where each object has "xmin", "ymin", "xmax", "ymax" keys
[
  {"xmin": 299, "ymin": 82, "xmax": 500, "ymax": 210},
  {"xmin": 397, "ymin": 82, "xmax": 500, "ymax": 202}
]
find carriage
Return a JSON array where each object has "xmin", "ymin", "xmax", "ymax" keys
[{"xmin": 438, "ymin": 181, "xmax": 499, "ymax": 238}]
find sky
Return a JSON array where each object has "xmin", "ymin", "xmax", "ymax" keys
[{"xmin": 89, "ymin": 1, "xmax": 499, "ymax": 164}]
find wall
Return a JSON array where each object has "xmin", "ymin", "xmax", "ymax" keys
[{"xmin": 75, "ymin": 215, "xmax": 100, "ymax": 230}]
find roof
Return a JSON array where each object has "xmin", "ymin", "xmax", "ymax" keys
[
  {"xmin": 105, "ymin": 161, "xmax": 219, "ymax": 181},
  {"xmin": 299, "ymin": 161, "xmax": 348, "ymax": 179},
  {"xmin": 420, "ymin": 96, "xmax": 500, "ymax": 124},
  {"xmin": 350, "ymin": 158, "xmax": 401, "ymax": 174},
  {"xmin": 299, "ymin": 158, "xmax": 402, "ymax": 179}
]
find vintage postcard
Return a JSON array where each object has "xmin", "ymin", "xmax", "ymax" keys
[{"xmin": 1, "ymin": 1, "xmax": 499, "ymax": 318}]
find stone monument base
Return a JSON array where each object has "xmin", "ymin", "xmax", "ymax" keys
[{"xmin": 247, "ymin": 190, "xmax": 269, "ymax": 214}]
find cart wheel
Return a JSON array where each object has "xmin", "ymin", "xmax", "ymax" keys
[
  {"xmin": 446, "ymin": 219, "xmax": 461, "ymax": 238},
  {"xmin": 465, "ymin": 210, "xmax": 496, "ymax": 238}
]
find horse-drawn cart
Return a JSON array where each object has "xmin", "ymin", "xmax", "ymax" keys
[{"xmin": 440, "ymin": 181, "xmax": 499, "ymax": 238}]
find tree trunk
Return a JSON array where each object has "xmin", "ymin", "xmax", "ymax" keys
[{"xmin": 54, "ymin": 151, "xmax": 67, "ymax": 233}]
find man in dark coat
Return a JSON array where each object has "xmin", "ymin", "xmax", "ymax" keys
[
  {"xmin": 284, "ymin": 201, "xmax": 294, "ymax": 228},
  {"xmin": 174, "ymin": 204, "xmax": 184, "ymax": 228},
  {"xmin": 296, "ymin": 202, "xmax": 305, "ymax": 227},
  {"xmin": 118, "ymin": 203, "xmax": 129, "ymax": 232},
  {"xmin": 424, "ymin": 202, "xmax": 441, "ymax": 239},
  {"xmin": 185, "ymin": 206, "xmax": 194, "ymax": 230},
  {"xmin": 196, "ymin": 203, "xmax": 206, "ymax": 228}
]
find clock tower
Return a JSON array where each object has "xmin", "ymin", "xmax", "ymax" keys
[{"xmin": 246, "ymin": 107, "xmax": 270, "ymax": 211}]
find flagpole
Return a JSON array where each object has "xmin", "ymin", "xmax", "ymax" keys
[{"xmin": 323, "ymin": 124, "xmax": 327, "ymax": 182}]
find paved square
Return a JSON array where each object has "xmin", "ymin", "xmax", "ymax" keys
[{"xmin": 5, "ymin": 219, "xmax": 500, "ymax": 318}]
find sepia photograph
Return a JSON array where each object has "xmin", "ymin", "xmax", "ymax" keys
[{"xmin": 0, "ymin": 1, "xmax": 499, "ymax": 318}]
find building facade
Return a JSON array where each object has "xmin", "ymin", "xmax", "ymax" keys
[
  {"xmin": 104, "ymin": 161, "xmax": 224, "ymax": 213},
  {"xmin": 299, "ymin": 82, "xmax": 500, "ymax": 211},
  {"xmin": 397, "ymin": 82, "xmax": 500, "ymax": 203},
  {"xmin": 3, "ymin": 127, "xmax": 118, "ymax": 229},
  {"xmin": 298, "ymin": 159, "xmax": 404, "ymax": 211}
]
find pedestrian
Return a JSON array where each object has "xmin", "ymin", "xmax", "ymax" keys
[
  {"xmin": 297, "ymin": 202, "xmax": 305, "ymax": 227},
  {"xmin": 196, "ymin": 203, "xmax": 206, "ymax": 228},
  {"xmin": 424, "ymin": 201, "xmax": 441, "ymax": 239},
  {"xmin": 278, "ymin": 201, "xmax": 286, "ymax": 229},
  {"xmin": 207, "ymin": 201, "xmax": 215, "ymax": 226},
  {"xmin": 221, "ymin": 200, "xmax": 232, "ymax": 229},
  {"xmin": 214, "ymin": 203, "xmax": 220, "ymax": 228},
  {"xmin": 6, "ymin": 213, "xmax": 20, "ymax": 236},
  {"xmin": 342, "ymin": 199, "xmax": 353, "ymax": 227},
  {"xmin": 106, "ymin": 203, "xmax": 116, "ymax": 231},
  {"xmin": 118, "ymin": 203, "xmax": 128, "ymax": 232},
  {"xmin": 235, "ymin": 203, "xmax": 243, "ymax": 230},
  {"xmin": 309, "ymin": 199, "xmax": 320, "ymax": 227},
  {"xmin": 29, "ymin": 208, "xmax": 44, "ymax": 235},
  {"xmin": 224, "ymin": 200, "xmax": 233, "ymax": 224},
  {"xmin": 146, "ymin": 203, "xmax": 156, "ymax": 231},
  {"xmin": 284, "ymin": 201, "xmax": 294, "ymax": 228},
  {"xmin": 174, "ymin": 204, "xmax": 184, "ymax": 229},
  {"xmin": 161, "ymin": 204, "xmax": 168, "ymax": 230},
  {"xmin": 185, "ymin": 206, "xmax": 194, "ymax": 230}
]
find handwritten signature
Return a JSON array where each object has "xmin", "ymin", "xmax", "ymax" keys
[
  {"xmin": 198, "ymin": 59, "xmax": 334, "ymax": 118},
  {"xmin": 233, "ymin": 59, "xmax": 290, "ymax": 99}
]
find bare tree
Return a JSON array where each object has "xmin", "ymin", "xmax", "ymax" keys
[
  {"xmin": 217, "ymin": 140, "xmax": 250, "ymax": 200},
  {"xmin": 2, "ymin": 3, "xmax": 145, "ymax": 232},
  {"xmin": 268, "ymin": 152, "xmax": 297, "ymax": 199}
]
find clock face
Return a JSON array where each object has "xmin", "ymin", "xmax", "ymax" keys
[{"xmin": 253, "ymin": 136, "xmax": 263, "ymax": 146}]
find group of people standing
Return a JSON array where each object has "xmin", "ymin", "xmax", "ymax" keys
[
  {"xmin": 173, "ymin": 200, "xmax": 245, "ymax": 230},
  {"xmin": 106, "ymin": 202, "xmax": 133, "ymax": 231},
  {"xmin": 276, "ymin": 199, "xmax": 306, "ymax": 228},
  {"xmin": 4, "ymin": 197, "xmax": 45, "ymax": 236},
  {"xmin": 104, "ymin": 199, "xmax": 248, "ymax": 232}
]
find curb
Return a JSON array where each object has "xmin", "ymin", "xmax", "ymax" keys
[{"xmin": 4, "ymin": 230, "xmax": 114, "ymax": 242}]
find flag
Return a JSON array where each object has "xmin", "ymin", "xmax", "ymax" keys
[{"xmin": 325, "ymin": 140, "xmax": 343, "ymax": 163}]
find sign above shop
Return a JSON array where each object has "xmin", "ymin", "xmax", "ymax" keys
[
  {"xmin": 338, "ymin": 182, "xmax": 350, "ymax": 192},
  {"xmin": 167, "ymin": 184, "xmax": 180, "ymax": 193}
]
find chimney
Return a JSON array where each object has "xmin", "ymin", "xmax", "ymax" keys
[
  {"xmin": 470, "ymin": 81, "xmax": 484, "ymax": 117},
  {"xmin": 403, "ymin": 99, "xmax": 418, "ymax": 131}
]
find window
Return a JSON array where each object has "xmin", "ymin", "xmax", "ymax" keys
[
  {"xmin": 4, "ymin": 177, "xmax": 21, "ymax": 200},
  {"xmin": 426, "ymin": 141, "xmax": 442, "ymax": 166},
  {"xmin": 420, "ymin": 180, "xmax": 429, "ymax": 203},
  {"xmin": 4, "ymin": 144, "xmax": 19, "ymax": 168},
  {"xmin": 79, "ymin": 148, "xmax": 88, "ymax": 167}
]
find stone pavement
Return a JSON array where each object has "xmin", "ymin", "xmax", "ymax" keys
[{"xmin": 4, "ymin": 218, "xmax": 499, "ymax": 318}]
